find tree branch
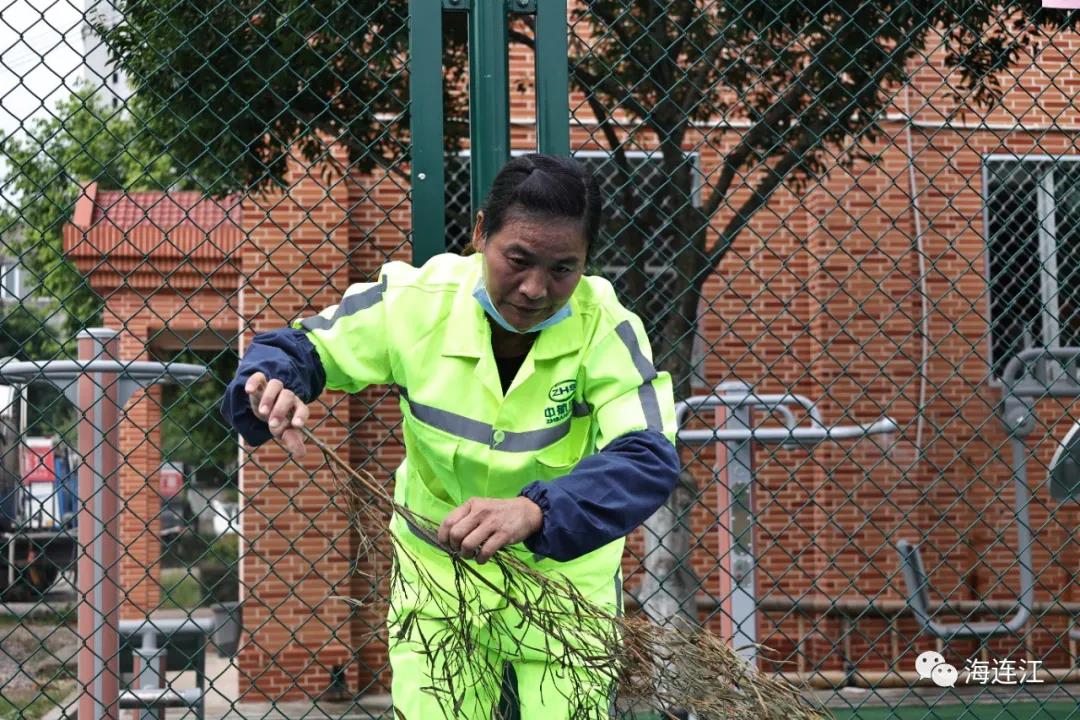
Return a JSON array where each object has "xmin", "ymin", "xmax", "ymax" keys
[
  {"xmin": 571, "ymin": 63, "xmax": 662, "ymax": 140},
  {"xmin": 590, "ymin": 2, "xmax": 640, "ymax": 59},
  {"xmin": 644, "ymin": 3, "xmax": 673, "ymax": 97},
  {"xmin": 583, "ymin": 91, "xmax": 647, "ymax": 301},
  {"xmin": 678, "ymin": 19, "xmax": 728, "ymax": 120},
  {"xmin": 667, "ymin": 1, "xmax": 699, "ymax": 69},
  {"xmin": 699, "ymin": 71, "xmax": 811, "ymax": 220},
  {"xmin": 584, "ymin": 92, "xmax": 629, "ymax": 170},
  {"xmin": 697, "ymin": 8, "xmax": 922, "ymax": 221},
  {"xmin": 508, "ymin": 29, "xmax": 534, "ymax": 49},
  {"xmin": 703, "ymin": 120, "xmax": 824, "ymax": 280}
]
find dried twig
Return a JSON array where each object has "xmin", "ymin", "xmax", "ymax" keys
[{"xmin": 301, "ymin": 427, "xmax": 832, "ymax": 720}]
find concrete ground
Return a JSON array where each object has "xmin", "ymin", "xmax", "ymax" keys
[
  {"xmin": 203, "ymin": 652, "xmax": 237, "ymax": 716},
  {"xmin": 10, "ymin": 595, "xmax": 1077, "ymax": 719},
  {"xmin": 202, "ymin": 653, "xmax": 394, "ymax": 720},
  {"xmin": 822, "ymin": 681, "xmax": 1080, "ymax": 709}
]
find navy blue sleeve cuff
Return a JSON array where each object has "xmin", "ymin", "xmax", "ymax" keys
[
  {"xmin": 219, "ymin": 329, "xmax": 327, "ymax": 447},
  {"xmin": 519, "ymin": 429, "xmax": 679, "ymax": 562}
]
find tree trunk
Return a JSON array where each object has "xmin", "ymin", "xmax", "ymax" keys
[
  {"xmin": 638, "ymin": 470, "xmax": 699, "ymax": 715},
  {"xmin": 638, "ymin": 470, "xmax": 699, "ymax": 630}
]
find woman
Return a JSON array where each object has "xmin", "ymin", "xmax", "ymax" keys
[{"xmin": 221, "ymin": 154, "xmax": 679, "ymax": 719}]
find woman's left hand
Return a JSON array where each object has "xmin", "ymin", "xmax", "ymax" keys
[{"xmin": 437, "ymin": 497, "xmax": 543, "ymax": 564}]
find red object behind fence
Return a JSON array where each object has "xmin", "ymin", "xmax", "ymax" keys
[{"xmin": 21, "ymin": 437, "xmax": 54, "ymax": 484}]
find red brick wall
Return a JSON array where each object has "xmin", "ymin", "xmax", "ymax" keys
[
  {"xmin": 233, "ymin": 28, "xmax": 1080, "ymax": 694},
  {"xmin": 234, "ymin": 144, "xmax": 362, "ymax": 701},
  {"xmin": 76, "ymin": 15, "xmax": 1080, "ymax": 700},
  {"xmin": 679, "ymin": 30, "xmax": 1080, "ymax": 671},
  {"xmin": 67, "ymin": 211, "xmax": 241, "ymax": 620}
]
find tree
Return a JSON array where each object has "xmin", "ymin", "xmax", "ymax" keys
[
  {"xmin": 0, "ymin": 302, "xmax": 74, "ymax": 438},
  {"xmin": 100, "ymin": 1, "xmax": 1079, "ymax": 392},
  {"xmin": 1, "ymin": 88, "xmax": 185, "ymax": 329},
  {"xmin": 98, "ymin": 1, "xmax": 470, "ymax": 194},
  {"xmin": 533, "ymin": 2, "xmax": 1078, "ymax": 397},
  {"xmin": 0, "ymin": 89, "xmax": 218, "ymax": 465}
]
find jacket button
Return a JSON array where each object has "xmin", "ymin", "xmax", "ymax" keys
[{"xmin": 492, "ymin": 429, "xmax": 506, "ymax": 446}]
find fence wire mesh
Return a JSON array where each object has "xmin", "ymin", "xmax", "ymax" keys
[{"xmin": 2, "ymin": 1, "xmax": 1080, "ymax": 719}]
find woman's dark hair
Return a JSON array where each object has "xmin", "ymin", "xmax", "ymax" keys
[{"xmin": 478, "ymin": 153, "xmax": 603, "ymax": 261}]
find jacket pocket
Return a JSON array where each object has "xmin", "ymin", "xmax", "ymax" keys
[
  {"xmin": 533, "ymin": 416, "xmax": 591, "ymax": 480},
  {"xmin": 402, "ymin": 418, "xmax": 464, "ymax": 507}
]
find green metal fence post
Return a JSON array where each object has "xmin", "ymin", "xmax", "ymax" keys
[
  {"xmin": 534, "ymin": 0, "xmax": 569, "ymax": 156},
  {"xmin": 469, "ymin": 0, "xmax": 511, "ymax": 219},
  {"xmin": 409, "ymin": 0, "xmax": 447, "ymax": 265}
]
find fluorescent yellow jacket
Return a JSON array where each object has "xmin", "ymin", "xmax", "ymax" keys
[{"xmin": 293, "ymin": 252, "xmax": 677, "ymax": 585}]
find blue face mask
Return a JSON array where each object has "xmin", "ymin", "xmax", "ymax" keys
[{"xmin": 473, "ymin": 280, "xmax": 572, "ymax": 334}]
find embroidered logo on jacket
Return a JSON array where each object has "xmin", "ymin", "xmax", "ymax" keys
[{"xmin": 544, "ymin": 380, "xmax": 577, "ymax": 425}]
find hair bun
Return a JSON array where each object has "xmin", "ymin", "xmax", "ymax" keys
[{"xmin": 479, "ymin": 153, "xmax": 601, "ymax": 263}]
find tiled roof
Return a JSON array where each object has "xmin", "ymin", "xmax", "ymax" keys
[{"xmin": 91, "ymin": 189, "xmax": 243, "ymax": 233}]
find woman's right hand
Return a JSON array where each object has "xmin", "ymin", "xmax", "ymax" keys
[{"xmin": 245, "ymin": 372, "xmax": 310, "ymax": 458}]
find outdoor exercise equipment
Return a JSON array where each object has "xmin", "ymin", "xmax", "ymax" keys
[
  {"xmin": 1052, "ymin": 419, "xmax": 1080, "ymax": 642},
  {"xmin": 1049, "ymin": 419, "xmax": 1080, "ymax": 501},
  {"xmin": 676, "ymin": 380, "xmax": 897, "ymax": 662},
  {"xmin": 0, "ymin": 329, "xmax": 204, "ymax": 720},
  {"xmin": 118, "ymin": 616, "xmax": 216, "ymax": 720},
  {"xmin": 896, "ymin": 346, "xmax": 1080, "ymax": 640}
]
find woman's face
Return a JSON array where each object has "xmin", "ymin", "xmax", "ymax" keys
[{"xmin": 472, "ymin": 210, "xmax": 589, "ymax": 332}]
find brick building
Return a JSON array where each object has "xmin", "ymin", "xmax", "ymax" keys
[{"xmin": 63, "ymin": 21, "xmax": 1080, "ymax": 701}]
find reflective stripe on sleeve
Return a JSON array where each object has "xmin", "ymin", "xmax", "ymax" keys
[
  {"xmin": 300, "ymin": 276, "xmax": 387, "ymax": 332},
  {"xmin": 613, "ymin": 320, "xmax": 663, "ymax": 432}
]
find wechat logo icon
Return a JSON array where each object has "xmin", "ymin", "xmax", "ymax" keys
[{"xmin": 916, "ymin": 650, "xmax": 958, "ymax": 688}]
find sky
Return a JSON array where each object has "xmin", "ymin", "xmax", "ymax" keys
[
  {"xmin": 0, "ymin": 0, "xmax": 87, "ymax": 141},
  {"xmin": 0, "ymin": 0, "xmax": 93, "ymax": 211}
]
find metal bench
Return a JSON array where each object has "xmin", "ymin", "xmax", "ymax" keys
[{"xmin": 118, "ymin": 617, "xmax": 216, "ymax": 720}]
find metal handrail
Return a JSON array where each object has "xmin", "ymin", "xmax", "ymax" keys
[
  {"xmin": 0, "ymin": 359, "xmax": 206, "ymax": 406},
  {"xmin": 678, "ymin": 419, "xmax": 897, "ymax": 445},
  {"xmin": 675, "ymin": 389, "xmax": 895, "ymax": 447},
  {"xmin": 891, "ymin": 347, "xmax": 1080, "ymax": 639},
  {"xmin": 0, "ymin": 359, "xmax": 205, "ymax": 384}
]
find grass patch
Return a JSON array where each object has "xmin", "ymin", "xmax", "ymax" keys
[
  {"xmin": 160, "ymin": 567, "xmax": 203, "ymax": 609},
  {"xmin": 627, "ymin": 703, "xmax": 1080, "ymax": 720},
  {"xmin": 0, "ymin": 608, "xmax": 76, "ymax": 627},
  {"xmin": 829, "ymin": 701, "xmax": 1080, "ymax": 719},
  {"xmin": 0, "ymin": 679, "xmax": 76, "ymax": 720}
]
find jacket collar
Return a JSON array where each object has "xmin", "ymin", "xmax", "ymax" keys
[{"xmin": 441, "ymin": 253, "xmax": 584, "ymax": 361}]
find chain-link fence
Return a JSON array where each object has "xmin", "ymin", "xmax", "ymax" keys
[{"xmin": 3, "ymin": 1, "xmax": 1080, "ymax": 718}]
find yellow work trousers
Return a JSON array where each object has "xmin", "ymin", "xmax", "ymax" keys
[{"xmin": 387, "ymin": 518, "xmax": 621, "ymax": 720}]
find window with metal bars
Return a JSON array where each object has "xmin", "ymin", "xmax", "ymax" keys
[
  {"xmin": 985, "ymin": 156, "xmax": 1080, "ymax": 378},
  {"xmin": 442, "ymin": 149, "xmax": 701, "ymax": 322}
]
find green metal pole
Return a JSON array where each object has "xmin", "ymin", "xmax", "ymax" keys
[
  {"xmin": 409, "ymin": 0, "xmax": 446, "ymax": 265},
  {"xmin": 534, "ymin": 0, "xmax": 569, "ymax": 156},
  {"xmin": 469, "ymin": 0, "xmax": 510, "ymax": 218}
]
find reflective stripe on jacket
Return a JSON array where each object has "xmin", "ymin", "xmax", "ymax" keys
[
  {"xmin": 224, "ymin": 252, "xmax": 678, "ymax": 578},
  {"xmin": 295, "ymin": 253, "xmax": 677, "ymax": 578}
]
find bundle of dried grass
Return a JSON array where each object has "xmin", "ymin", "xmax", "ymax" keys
[{"xmin": 304, "ymin": 428, "xmax": 831, "ymax": 720}]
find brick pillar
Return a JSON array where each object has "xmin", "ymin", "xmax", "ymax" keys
[
  {"xmin": 64, "ymin": 185, "xmax": 245, "ymax": 623},
  {"xmin": 343, "ymin": 165, "xmax": 413, "ymax": 697},
  {"xmin": 238, "ymin": 149, "xmax": 360, "ymax": 702},
  {"xmin": 118, "ymin": 384, "xmax": 164, "ymax": 618},
  {"xmin": 106, "ymin": 310, "xmax": 164, "ymax": 620}
]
